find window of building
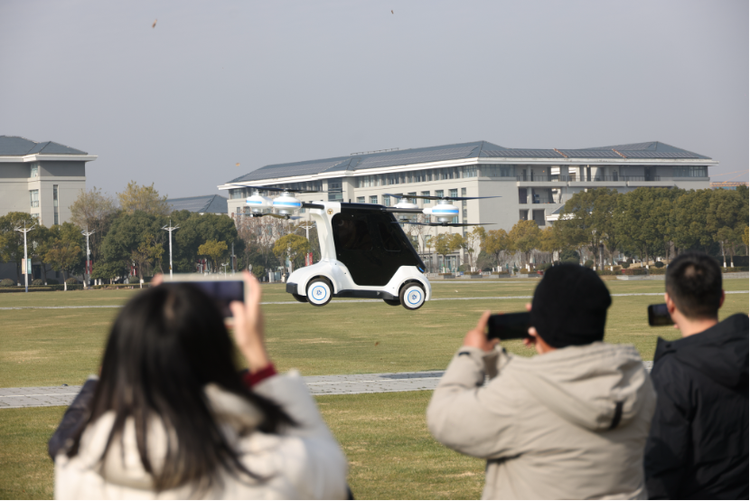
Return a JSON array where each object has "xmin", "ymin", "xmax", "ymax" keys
[
  {"xmin": 356, "ymin": 196, "xmax": 365, "ymax": 203},
  {"xmin": 30, "ymin": 163, "xmax": 39, "ymax": 178},
  {"xmin": 53, "ymin": 185, "xmax": 59, "ymax": 225},
  {"xmin": 29, "ymin": 190, "xmax": 39, "ymax": 208},
  {"xmin": 328, "ymin": 180, "xmax": 343, "ymax": 202},
  {"xmin": 519, "ymin": 209, "xmax": 528, "ymax": 221},
  {"xmin": 370, "ymin": 195, "xmax": 378, "ymax": 204},
  {"xmin": 533, "ymin": 209, "xmax": 546, "ymax": 226},
  {"xmin": 461, "ymin": 188, "xmax": 467, "ymax": 221},
  {"xmin": 435, "ymin": 190, "xmax": 444, "ymax": 198},
  {"xmin": 382, "ymin": 195, "xmax": 391, "ymax": 206},
  {"xmin": 449, "ymin": 189, "xmax": 458, "ymax": 199},
  {"xmin": 407, "ymin": 192, "xmax": 417, "ymax": 204},
  {"xmin": 673, "ymin": 166, "xmax": 707, "ymax": 178}
]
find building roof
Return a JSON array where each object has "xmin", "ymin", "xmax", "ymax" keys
[
  {"xmin": 0, "ymin": 136, "xmax": 88, "ymax": 156},
  {"xmin": 168, "ymin": 194, "xmax": 228, "ymax": 214},
  {"xmin": 227, "ymin": 140, "xmax": 711, "ymax": 184}
]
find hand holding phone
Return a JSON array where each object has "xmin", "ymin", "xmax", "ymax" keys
[{"xmin": 648, "ymin": 304, "xmax": 673, "ymax": 327}]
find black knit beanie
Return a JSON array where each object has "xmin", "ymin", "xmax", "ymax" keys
[{"xmin": 530, "ymin": 264, "xmax": 612, "ymax": 348}]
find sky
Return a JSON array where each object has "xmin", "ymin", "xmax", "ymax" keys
[{"xmin": 1, "ymin": 0, "xmax": 747, "ymax": 200}]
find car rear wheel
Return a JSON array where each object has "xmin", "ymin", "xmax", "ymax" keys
[
  {"xmin": 307, "ymin": 279, "xmax": 332, "ymax": 307},
  {"xmin": 400, "ymin": 283, "xmax": 425, "ymax": 310}
]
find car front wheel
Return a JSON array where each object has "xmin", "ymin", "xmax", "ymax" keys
[
  {"xmin": 399, "ymin": 283, "xmax": 425, "ymax": 310},
  {"xmin": 307, "ymin": 279, "xmax": 332, "ymax": 307}
]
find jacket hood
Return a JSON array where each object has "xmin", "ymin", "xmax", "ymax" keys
[
  {"xmin": 510, "ymin": 342, "xmax": 653, "ymax": 431},
  {"xmin": 74, "ymin": 383, "xmax": 264, "ymax": 490},
  {"xmin": 655, "ymin": 313, "xmax": 749, "ymax": 390}
]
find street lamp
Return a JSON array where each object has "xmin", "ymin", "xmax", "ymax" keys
[
  {"xmin": 81, "ymin": 229, "xmax": 95, "ymax": 289},
  {"xmin": 161, "ymin": 219, "xmax": 179, "ymax": 278},
  {"xmin": 14, "ymin": 223, "xmax": 36, "ymax": 293}
]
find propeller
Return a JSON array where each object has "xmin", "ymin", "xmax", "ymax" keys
[{"xmin": 385, "ymin": 193, "xmax": 497, "ymax": 226}]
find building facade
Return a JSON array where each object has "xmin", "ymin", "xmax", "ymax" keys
[
  {"xmin": 0, "ymin": 136, "xmax": 97, "ymax": 225},
  {"xmin": 218, "ymin": 140, "xmax": 715, "ymax": 269}
]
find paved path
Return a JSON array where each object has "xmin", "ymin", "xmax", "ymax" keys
[
  {"xmin": 0, "ymin": 363, "xmax": 654, "ymax": 409},
  {"xmin": 1, "ymin": 290, "xmax": 747, "ymax": 310}
]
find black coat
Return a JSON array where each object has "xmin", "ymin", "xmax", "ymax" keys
[{"xmin": 644, "ymin": 313, "xmax": 749, "ymax": 499}]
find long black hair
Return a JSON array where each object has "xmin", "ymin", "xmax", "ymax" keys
[{"xmin": 67, "ymin": 283, "xmax": 293, "ymax": 492}]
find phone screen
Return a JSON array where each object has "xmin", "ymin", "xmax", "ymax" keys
[
  {"xmin": 487, "ymin": 312, "xmax": 532, "ymax": 340},
  {"xmin": 647, "ymin": 304, "xmax": 673, "ymax": 327},
  {"xmin": 191, "ymin": 280, "xmax": 244, "ymax": 319}
]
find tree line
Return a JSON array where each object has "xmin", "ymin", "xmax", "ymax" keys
[
  {"xmin": 470, "ymin": 186, "xmax": 749, "ymax": 271},
  {"xmin": 0, "ymin": 182, "xmax": 320, "ymax": 285}
]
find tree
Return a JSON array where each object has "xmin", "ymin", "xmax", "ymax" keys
[
  {"xmin": 615, "ymin": 188, "xmax": 679, "ymax": 263},
  {"xmin": 434, "ymin": 233, "xmax": 462, "ymax": 272},
  {"xmin": 460, "ymin": 227, "xmax": 484, "ymax": 271},
  {"xmin": 707, "ymin": 188, "xmax": 747, "ymax": 267},
  {"xmin": 45, "ymin": 223, "xmax": 84, "ymax": 290},
  {"xmin": 30, "ymin": 225, "xmax": 54, "ymax": 284},
  {"xmin": 508, "ymin": 220, "xmax": 542, "ymax": 267},
  {"xmin": 91, "ymin": 260, "xmax": 128, "ymax": 284},
  {"xmin": 672, "ymin": 189, "xmax": 713, "ymax": 254},
  {"xmin": 481, "ymin": 228, "xmax": 511, "ymax": 268},
  {"xmin": 273, "ymin": 234, "xmax": 309, "ymax": 273},
  {"xmin": 198, "ymin": 240, "xmax": 228, "ymax": 272},
  {"xmin": 100, "ymin": 211, "xmax": 167, "ymax": 282},
  {"xmin": 0, "ymin": 212, "xmax": 37, "ymax": 283},
  {"xmin": 118, "ymin": 181, "xmax": 170, "ymax": 216},
  {"xmin": 554, "ymin": 188, "xmax": 622, "ymax": 266},
  {"xmin": 169, "ymin": 211, "xmax": 242, "ymax": 273},
  {"xmin": 69, "ymin": 187, "xmax": 118, "ymax": 263}
]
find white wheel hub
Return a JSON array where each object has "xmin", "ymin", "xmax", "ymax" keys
[
  {"xmin": 308, "ymin": 281, "xmax": 331, "ymax": 306},
  {"xmin": 401, "ymin": 284, "xmax": 425, "ymax": 310}
]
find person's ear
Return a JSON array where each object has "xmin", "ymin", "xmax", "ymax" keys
[{"xmin": 665, "ymin": 293, "xmax": 677, "ymax": 315}]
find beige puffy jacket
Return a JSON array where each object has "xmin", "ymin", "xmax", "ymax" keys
[
  {"xmin": 427, "ymin": 342, "xmax": 656, "ymax": 500},
  {"xmin": 54, "ymin": 371, "xmax": 349, "ymax": 499}
]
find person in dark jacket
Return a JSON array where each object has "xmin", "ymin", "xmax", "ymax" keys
[{"xmin": 644, "ymin": 252, "xmax": 748, "ymax": 499}]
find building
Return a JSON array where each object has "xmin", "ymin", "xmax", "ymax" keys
[
  {"xmin": 218, "ymin": 140, "xmax": 715, "ymax": 269},
  {"xmin": 168, "ymin": 194, "xmax": 228, "ymax": 215},
  {"xmin": 0, "ymin": 136, "xmax": 97, "ymax": 282},
  {"xmin": 0, "ymin": 136, "xmax": 97, "ymax": 225}
]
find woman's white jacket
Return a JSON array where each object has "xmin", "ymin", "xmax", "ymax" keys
[{"xmin": 54, "ymin": 371, "xmax": 349, "ymax": 499}]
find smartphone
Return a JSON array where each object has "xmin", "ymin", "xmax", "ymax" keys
[
  {"xmin": 647, "ymin": 303, "xmax": 673, "ymax": 327},
  {"xmin": 487, "ymin": 312, "xmax": 532, "ymax": 340},
  {"xmin": 164, "ymin": 274, "xmax": 246, "ymax": 320}
]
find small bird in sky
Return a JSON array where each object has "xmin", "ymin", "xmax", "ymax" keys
[
  {"xmin": 152, "ymin": 19, "xmax": 157, "ymax": 28},
  {"xmin": 391, "ymin": 10, "xmax": 394, "ymax": 14},
  {"xmin": 236, "ymin": 163, "xmax": 240, "ymax": 167}
]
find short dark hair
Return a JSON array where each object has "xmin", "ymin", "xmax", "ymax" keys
[{"xmin": 666, "ymin": 253, "xmax": 722, "ymax": 320}]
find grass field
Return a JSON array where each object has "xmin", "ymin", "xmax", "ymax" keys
[{"xmin": 1, "ymin": 278, "xmax": 747, "ymax": 499}]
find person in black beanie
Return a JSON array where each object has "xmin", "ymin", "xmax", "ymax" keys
[{"xmin": 427, "ymin": 263, "xmax": 656, "ymax": 499}]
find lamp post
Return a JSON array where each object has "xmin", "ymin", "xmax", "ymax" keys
[
  {"xmin": 81, "ymin": 229, "xmax": 95, "ymax": 289},
  {"xmin": 161, "ymin": 219, "xmax": 179, "ymax": 278},
  {"xmin": 14, "ymin": 224, "xmax": 36, "ymax": 293}
]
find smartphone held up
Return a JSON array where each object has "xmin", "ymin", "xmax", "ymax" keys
[
  {"xmin": 487, "ymin": 312, "xmax": 532, "ymax": 340},
  {"xmin": 647, "ymin": 304, "xmax": 673, "ymax": 327},
  {"xmin": 164, "ymin": 274, "xmax": 246, "ymax": 320}
]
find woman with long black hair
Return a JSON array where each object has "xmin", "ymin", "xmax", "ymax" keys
[{"xmin": 49, "ymin": 273, "xmax": 348, "ymax": 499}]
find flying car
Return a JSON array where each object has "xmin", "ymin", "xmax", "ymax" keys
[{"xmin": 236, "ymin": 186, "xmax": 495, "ymax": 310}]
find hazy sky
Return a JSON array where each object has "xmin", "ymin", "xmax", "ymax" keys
[{"xmin": 1, "ymin": 0, "xmax": 747, "ymax": 199}]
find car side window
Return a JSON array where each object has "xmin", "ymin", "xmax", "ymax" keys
[{"xmin": 332, "ymin": 213, "xmax": 373, "ymax": 251}]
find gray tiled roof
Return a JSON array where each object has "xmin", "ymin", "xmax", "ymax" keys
[
  {"xmin": 227, "ymin": 140, "xmax": 711, "ymax": 184},
  {"xmin": 0, "ymin": 136, "xmax": 88, "ymax": 156},
  {"xmin": 168, "ymin": 194, "xmax": 228, "ymax": 214}
]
